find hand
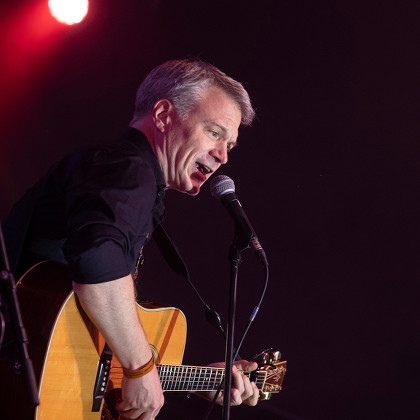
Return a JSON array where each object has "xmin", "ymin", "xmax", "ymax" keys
[
  {"xmin": 196, "ymin": 360, "xmax": 260, "ymax": 406},
  {"xmin": 230, "ymin": 360, "xmax": 259, "ymax": 406},
  {"xmin": 115, "ymin": 366, "xmax": 164, "ymax": 420}
]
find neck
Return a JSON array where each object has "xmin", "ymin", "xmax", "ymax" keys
[
  {"xmin": 156, "ymin": 364, "xmax": 264, "ymax": 392},
  {"xmin": 130, "ymin": 118, "xmax": 169, "ymax": 186}
]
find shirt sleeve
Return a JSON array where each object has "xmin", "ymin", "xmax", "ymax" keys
[{"xmin": 61, "ymin": 144, "xmax": 158, "ymax": 284}]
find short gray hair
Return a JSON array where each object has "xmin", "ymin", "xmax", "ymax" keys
[{"xmin": 132, "ymin": 59, "xmax": 255, "ymax": 126}]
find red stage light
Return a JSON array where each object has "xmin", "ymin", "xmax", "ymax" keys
[{"xmin": 48, "ymin": 0, "xmax": 89, "ymax": 25}]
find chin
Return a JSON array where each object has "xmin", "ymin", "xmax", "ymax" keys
[
  {"xmin": 186, "ymin": 185, "xmax": 200, "ymax": 196},
  {"xmin": 172, "ymin": 180, "xmax": 200, "ymax": 196},
  {"xmin": 185, "ymin": 175, "xmax": 204, "ymax": 196}
]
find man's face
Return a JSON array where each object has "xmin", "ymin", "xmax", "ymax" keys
[{"xmin": 165, "ymin": 86, "xmax": 242, "ymax": 196}]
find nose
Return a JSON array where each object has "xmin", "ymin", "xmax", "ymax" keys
[{"xmin": 210, "ymin": 142, "xmax": 228, "ymax": 165}]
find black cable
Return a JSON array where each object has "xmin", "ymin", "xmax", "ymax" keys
[
  {"xmin": 152, "ymin": 225, "xmax": 226, "ymax": 333},
  {"xmin": 153, "ymin": 223, "xmax": 271, "ymax": 418}
]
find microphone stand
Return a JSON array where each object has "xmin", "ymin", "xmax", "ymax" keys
[
  {"xmin": 222, "ymin": 243, "xmax": 240, "ymax": 420},
  {"xmin": 222, "ymin": 226, "xmax": 251, "ymax": 420},
  {"xmin": 0, "ymin": 225, "xmax": 39, "ymax": 407}
]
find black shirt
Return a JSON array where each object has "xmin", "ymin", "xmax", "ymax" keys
[{"xmin": 7, "ymin": 128, "xmax": 166, "ymax": 283}]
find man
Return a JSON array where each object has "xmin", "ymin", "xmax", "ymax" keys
[{"xmin": 4, "ymin": 59, "xmax": 258, "ymax": 419}]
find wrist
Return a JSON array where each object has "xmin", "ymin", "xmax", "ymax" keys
[{"xmin": 122, "ymin": 355, "xmax": 155, "ymax": 379}]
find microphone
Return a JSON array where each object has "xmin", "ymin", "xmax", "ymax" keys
[{"xmin": 210, "ymin": 175, "xmax": 268, "ymax": 266}]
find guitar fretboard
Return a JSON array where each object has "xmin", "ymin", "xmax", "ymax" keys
[{"xmin": 157, "ymin": 364, "xmax": 266, "ymax": 392}]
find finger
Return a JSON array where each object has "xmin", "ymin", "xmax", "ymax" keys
[
  {"xmin": 152, "ymin": 406, "xmax": 162, "ymax": 420},
  {"xmin": 119, "ymin": 407, "xmax": 156, "ymax": 420},
  {"xmin": 230, "ymin": 388, "xmax": 243, "ymax": 406},
  {"xmin": 119, "ymin": 415, "xmax": 143, "ymax": 420},
  {"xmin": 119, "ymin": 409, "xmax": 140, "ymax": 420},
  {"xmin": 138, "ymin": 407, "xmax": 161, "ymax": 420},
  {"xmin": 116, "ymin": 399, "xmax": 162, "ymax": 419},
  {"xmin": 234, "ymin": 360, "xmax": 258, "ymax": 372},
  {"xmin": 241, "ymin": 372, "xmax": 254, "ymax": 400},
  {"xmin": 231, "ymin": 365, "xmax": 245, "ymax": 396},
  {"xmin": 244, "ymin": 381, "xmax": 260, "ymax": 406},
  {"xmin": 115, "ymin": 401, "xmax": 131, "ymax": 412},
  {"xmin": 215, "ymin": 391, "xmax": 224, "ymax": 405},
  {"xmin": 120, "ymin": 411, "xmax": 153, "ymax": 420}
]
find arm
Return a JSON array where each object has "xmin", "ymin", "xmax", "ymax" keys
[{"xmin": 73, "ymin": 274, "xmax": 164, "ymax": 420}]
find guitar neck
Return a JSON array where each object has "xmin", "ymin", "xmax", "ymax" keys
[{"xmin": 157, "ymin": 364, "xmax": 265, "ymax": 392}]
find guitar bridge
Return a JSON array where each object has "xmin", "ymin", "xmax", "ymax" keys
[{"xmin": 92, "ymin": 343, "xmax": 113, "ymax": 412}]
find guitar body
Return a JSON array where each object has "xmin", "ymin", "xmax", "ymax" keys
[{"xmin": 0, "ymin": 261, "xmax": 187, "ymax": 420}]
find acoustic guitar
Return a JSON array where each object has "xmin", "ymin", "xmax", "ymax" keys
[{"xmin": 0, "ymin": 261, "xmax": 286, "ymax": 419}]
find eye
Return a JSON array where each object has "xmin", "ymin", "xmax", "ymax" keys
[{"xmin": 209, "ymin": 130, "xmax": 220, "ymax": 139}]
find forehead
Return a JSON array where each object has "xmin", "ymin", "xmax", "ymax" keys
[{"xmin": 194, "ymin": 86, "xmax": 242, "ymax": 129}]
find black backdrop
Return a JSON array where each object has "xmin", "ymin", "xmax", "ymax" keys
[{"xmin": 1, "ymin": 1, "xmax": 419, "ymax": 419}]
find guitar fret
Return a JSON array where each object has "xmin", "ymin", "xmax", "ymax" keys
[
  {"xmin": 199, "ymin": 368, "xmax": 207, "ymax": 391},
  {"xmin": 184, "ymin": 366, "xmax": 189, "ymax": 391},
  {"xmin": 203, "ymin": 367, "xmax": 209, "ymax": 391},
  {"xmin": 215, "ymin": 369, "xmax": 223, "ymax": 390},
  {"xmin": 175, "ymin": 366, "xmax": 182, "ymax": 391},
  {"xmin": 203, "ymin": 367, "xmax": 208, "ymax": 391},
  {"xmin": 165, "ymin": 365, "xmax": 170, "ymax": 391},
  {"xmin": 164, "ymin": 365, "xmax": 169, "ymax": 390},
  {"xmin": 159, "ymin": 365, "xmax": 165, "ymax": 390},
  {"xmin": 199, "ymin": 368, "xmax": 204, "ymax": 391},
  {"xmin": 188, "ymin": 366, "xmax": 194, "ymax": 391},
  {"xmin": 167, "ymin": 365, "xmax": 172, "ymax": 390},
  {"xmin": 173, "ymin": 365, "xmax": 178, "ymax": 390},
  {"xmin": 178, "ymin": 365, "xmax": 184, "ymax": 390},
  {"xmin": 179, "ymin": 366, "xmax": 185, "ymax": 391},
  {"xmin": 208, "ymin": 368, "xmax": 214, "ymax": 390},
  {"xmin": 160, "ymin": 365, "xmax": 164, "ymax": 390},
  {"xmin": 175, "ymin": 365, "xmax": 181, "ymax": 390},
  {"xmin": 171, "ymin": 365, "xmax": 176, "ymax": 390},
  {"xmin": 195, "ymin": 366, "xmax": 202, "ymax": 390},
  {"xmin": 184, "ymin": 366, "xmax": 189, "ymax": 390},
  {"xmin": 182, "ymin": 366, "xmax": 187, "ymax": 390}
]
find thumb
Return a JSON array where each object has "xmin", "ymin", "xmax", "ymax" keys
[{"xmin": 234, "ymin": 360, "xmax": 258, "ymax": 372}]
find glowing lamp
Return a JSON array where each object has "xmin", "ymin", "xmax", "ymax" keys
[{"xmin": 48, "ymin": 0, "xmax": 89, "ymax": 25}]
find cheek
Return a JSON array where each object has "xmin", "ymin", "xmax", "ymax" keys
[
  {"xmin": 171, "ymin": 125, "xmax": 207, "ymax": 164},
  {"xmin": 181, "ymin": 138, "xmax": 205, "ymax": 161}
]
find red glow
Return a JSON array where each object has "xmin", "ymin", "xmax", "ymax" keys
[{"xmin": 0, "ymin": 2, "xmax": 65, "ymax": 153}]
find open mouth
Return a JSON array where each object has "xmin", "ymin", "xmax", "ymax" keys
[{"xmin": 195, "ymin": 162, "xmax": 211, "ymax": 176}]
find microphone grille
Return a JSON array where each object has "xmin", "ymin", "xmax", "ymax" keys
[{"xmin": 210, "ymin": 175, "xmax": 235, "ymax": 198}]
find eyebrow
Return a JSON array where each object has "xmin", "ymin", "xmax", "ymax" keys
[
  {"xmin": 205, "ymin": 121, "xmax": 238, "ymax": 149},
  {"xmin": 206, "ymin": 121, "xmax": 227, "ymax": 136}
]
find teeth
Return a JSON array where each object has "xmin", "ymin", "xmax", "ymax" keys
[{"xmin": 196, "ymin": 163, "xmax": 210, "ymax": 175}]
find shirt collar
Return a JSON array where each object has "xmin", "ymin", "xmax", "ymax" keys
[{"xmin": 121, "ymin": 127, "xmax": 166, "ymax": 192}]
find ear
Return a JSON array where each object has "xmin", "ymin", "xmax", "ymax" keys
[{"xmin": 152, "ymin": 99, "xmax": 175, "ymax": 133}]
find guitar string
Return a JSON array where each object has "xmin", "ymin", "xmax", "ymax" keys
[
  {"xmin": 108, "ymin": 376, "xmax": 265, "ymax": 386},
  {"xmin": 108, "ymin": 365, "xmax": 266, "ymax": 390}
]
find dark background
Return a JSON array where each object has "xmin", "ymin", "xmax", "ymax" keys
[{"xmin": 1, "ymin": 0, "xmax": 419, "ymax": 419}]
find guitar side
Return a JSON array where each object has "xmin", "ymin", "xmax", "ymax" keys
[{"xmin": 0, "ymin": 261, "xmax": 187, "ymax": 420}]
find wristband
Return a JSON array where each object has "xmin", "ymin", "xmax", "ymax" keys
[{"xmin": 122, "ymin": 355, "xmax": 154, "ymax": 379}]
